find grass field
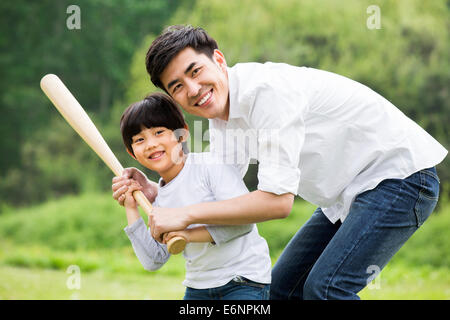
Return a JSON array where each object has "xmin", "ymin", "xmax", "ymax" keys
[{"xmin": 0, "ymin": 193, "xmax": 448, "ymax": 300}]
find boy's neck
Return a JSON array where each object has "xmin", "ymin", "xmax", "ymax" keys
[{"xmin": 159, "ymin": 153, "xmax": 188, "ymax": 185}]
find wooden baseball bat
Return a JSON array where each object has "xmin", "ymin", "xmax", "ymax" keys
[{"xmin": 40, "ymin": 74, "xmax": 186, "ymax": 255}]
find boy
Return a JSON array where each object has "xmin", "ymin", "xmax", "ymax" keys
[{"xmin": 120, "ymin": 92, "xmax": 271, "ymax": 300}]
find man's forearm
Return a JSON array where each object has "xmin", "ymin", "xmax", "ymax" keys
[
  {"xmin": 186, "ymin": 190, "xmax": 294, "ymax": 225},
  {"xmin": 147, "ymin": 180, "xmax": 159, "ymax": 203}
]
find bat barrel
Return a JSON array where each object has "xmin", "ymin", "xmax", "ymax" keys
[
  {"xmin": 40, "ymin": 74, "xmax": 186, "ymax": 255},
  {"xmin": 40, "ymin": 74, "xmax": 124, "ymax": 176}
]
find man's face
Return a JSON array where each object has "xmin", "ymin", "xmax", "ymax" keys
[{"xmin": 160, "ymin": 47, "xmax": 230, "ymax": 121}]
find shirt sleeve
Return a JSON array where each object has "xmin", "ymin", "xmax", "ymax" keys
[
  {"xmin": 123, "ymin": 217, "xmax": 170, "ymax": 271},
  {"xmin": 203, "ymin": 154, "xmax": 254, "ymax": 245},
  {"xmin": 249, "ymin": 82, "xmax": 306, "ymax": 195}
]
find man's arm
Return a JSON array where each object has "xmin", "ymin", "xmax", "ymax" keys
[
  {"xmin": 148, "ymin": 190, "xmax": 294, "ymax": 241},
  {"xmin": 188, "ymin": 190, "xmax": 294, "ymax": 224}
]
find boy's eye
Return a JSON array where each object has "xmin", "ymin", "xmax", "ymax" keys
[
  {"xmin": 155, "ymin": 129, "xmax": 164, "ymax": 135},
  {"xmin": 192, "ymin": 67, "xmax": 201, "ymax": 76},
  {"xmin": 133, "ymin": 137, "xmax": 143, "ymax": 144}
]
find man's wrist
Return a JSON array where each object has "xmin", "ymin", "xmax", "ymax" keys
[{"xmin": 185, "ymin": 205, "xmax": 197, "ymax": 225}]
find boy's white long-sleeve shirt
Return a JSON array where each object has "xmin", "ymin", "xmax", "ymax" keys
[{"xmin": 124, "ymin": 152, "xmax": 271, "ymax": 289}]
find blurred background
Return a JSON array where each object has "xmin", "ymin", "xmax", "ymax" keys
[{"xmin": 0, "ymin": 0, "xmax": 448, "ymax": 299}]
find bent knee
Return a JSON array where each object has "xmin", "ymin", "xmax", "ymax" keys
[{"xmin": 303, "ymin": 273, "xmax": 360, "ymax": 300}]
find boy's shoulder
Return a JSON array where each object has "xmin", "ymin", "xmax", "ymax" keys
[{"xmin": 188, "ymin": 152, "xmax": 228, "ymax": 167}]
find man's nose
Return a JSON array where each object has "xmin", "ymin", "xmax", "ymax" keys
[{"xmin": 186, "ymin": 79, "xmax": 201, "ymax": 98}]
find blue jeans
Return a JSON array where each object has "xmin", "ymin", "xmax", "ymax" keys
[
  {"xmin": 184, "ymin": 276, "xmax": 270, "ymax": 300},
  {"xmin": 271, "ymin": 167, "xmax": 440, "ymax": 300}
]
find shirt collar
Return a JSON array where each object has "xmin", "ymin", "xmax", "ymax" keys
[{"xmin": 226, "ymin": 65, "xmax": 247, "ymax": 121}]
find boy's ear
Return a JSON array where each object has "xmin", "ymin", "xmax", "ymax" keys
[
  {"xmin": 126, "ymin": 148, "xmax": 136, "ymax": 160},
  {"xmin": 176, "ymin": 125, "xmax": 190, "ymax": 143}
]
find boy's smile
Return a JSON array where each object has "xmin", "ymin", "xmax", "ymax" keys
[
  {"xmin": 148, "ymin": 150, "xmax": 165, "ymax": 161},
  {"xmin": 131, "ymin": 126, "xmax": 186, "ymax": 183},
  {"xmin": 160, "ymin": 47, "xmax": 230, "ymax": 121}
]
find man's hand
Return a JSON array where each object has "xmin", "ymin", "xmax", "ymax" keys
[
  {"xmin": 123, "ymin": 180, "xmax": 143, "ymax": 209},
  {"xmin": 147, "ymin": 207, "xmax": 190, "ymax": 242},
  {"xmin": 112, "ymin": 167, "xmax": 157, "ymax": 206}
]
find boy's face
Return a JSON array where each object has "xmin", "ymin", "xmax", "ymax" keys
[
  {"xmin": 160, "ymin": 47, "xmax": 230, "ymax": 121},
  {"xmin": 130, "ymin": 126, "xmax": 185, "ymax": 180}
]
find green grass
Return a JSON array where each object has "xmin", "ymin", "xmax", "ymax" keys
[
  {"xmin": 0, "ymin": 261, "xmax": 447, "ymax": 300},
  {"xmin": 0, "ymin": 192, "xmax": 448, "ymax": 299},
  {"xmin": 0, "ymin": 265, "xmax": 185, "ymax": 300}
]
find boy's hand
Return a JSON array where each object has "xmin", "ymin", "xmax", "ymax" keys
[
  {"xmin": 112, "ymin": 167, "xmax": 157, "ymax": 206},
  {"xmin": 123, "ymin": 180, "xmax": 143, "ymax": 209},
  {"xmin": 163, "ymin": 230, "xmax": 190, "ymax": 244}
]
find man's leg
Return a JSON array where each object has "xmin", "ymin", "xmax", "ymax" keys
[
  {"xmin": 303, "ymin": 168, "xmax": 440, "ymax": 300},
  {"xmin": 270, "ymin": 208, "xmax": 341, "ymax": 299}
]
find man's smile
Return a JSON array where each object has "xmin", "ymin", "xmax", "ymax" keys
[{"xmin": 194, "ymin": 89, "xmax": 213, "ymax": 107}]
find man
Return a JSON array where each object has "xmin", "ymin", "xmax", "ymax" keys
[{"xmin": 112, "ymin": 25, "xmax": 447, "ymax": 299}]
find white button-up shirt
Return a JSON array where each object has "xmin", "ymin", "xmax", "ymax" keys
[{"xmin": 209, "ymin": 62, "xmax": 447, "ymax": 223}]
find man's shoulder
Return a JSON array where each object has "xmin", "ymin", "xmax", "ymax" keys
[
  {"xmin": 230, "ymin": 61, "xmax": 304, "ymax": 81},
  {"xmin": 229, "ymin": 61, "xmax": 307, "ymax": 101}
]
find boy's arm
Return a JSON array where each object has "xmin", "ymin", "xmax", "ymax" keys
[
  {"xmin": 164, "ymin": 226, "xmax": 213, "ymax": 244},
  {"xmin": 163, "ymin": 225, "xmax": 252, "ymax": 246},
  {"xmin": 124, "ymin": 182, "xmax": 169, "ymax": 271},
  {"xmin": 124, "ymin": 218, "xmax": 170, "ymax": 271},
  {"xmin": 205, "ymin": 224, "xmax": 253, "ymax": 246}
]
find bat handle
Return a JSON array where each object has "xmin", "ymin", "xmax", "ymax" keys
[{"xmin": 132, "ymin": 190, "xmax": 186, "ymax": 255}]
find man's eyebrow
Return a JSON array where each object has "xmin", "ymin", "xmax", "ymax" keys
[{"xmin": 167, "ymin": 62, "xmax": 197, "ymax": 90}]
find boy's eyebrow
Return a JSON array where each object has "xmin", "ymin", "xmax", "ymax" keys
[{"xmin": 167, "ymin": 62, "xmax": 197, "ymax": 90}]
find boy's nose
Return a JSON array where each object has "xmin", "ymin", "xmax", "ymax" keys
[{"xmin": 145, "ymin": 137, "xmax": 158, "ymax": 150}]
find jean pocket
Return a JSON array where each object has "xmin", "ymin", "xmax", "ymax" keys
[{"xmin": 414, "ymin": 171, "xmax": 440, "ymax": 226}]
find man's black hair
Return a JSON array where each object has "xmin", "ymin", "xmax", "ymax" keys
[{"xmin": 146, "ymin": 25, "xmax": 218, "ymax": 90}]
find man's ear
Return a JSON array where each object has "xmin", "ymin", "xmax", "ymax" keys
[
  {"xmin": 213, "ymin": 49, "xmax": 227, "ymax": 70},
  {"xmin": 126, "ymin": 148, "xmax": 136, "ymax": 160}
]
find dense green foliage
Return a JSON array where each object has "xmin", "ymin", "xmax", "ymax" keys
[
  {"xmin": 0, "ymin": 0, "xmax": 448, "ymax": 209},
  {"xmin": 0, "ymin": 0, "xmax": 186, "ymax": 206}
]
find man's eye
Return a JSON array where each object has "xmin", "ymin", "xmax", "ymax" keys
[
  {"xmin": 192, "ymin": 68, "xmax": 201, "ymax": 76},
  {"xmin": 173, "ymin": 84, "xmax": 182, "ymax": 93}
]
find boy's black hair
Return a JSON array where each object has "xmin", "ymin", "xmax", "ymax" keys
[
  {"xmin": 120, "ymin": 93, "xmax": 187, "ymax": 157},
  {"xmin": 146, "ymin": 25, "xmax": 218, "ymax": 91}
]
